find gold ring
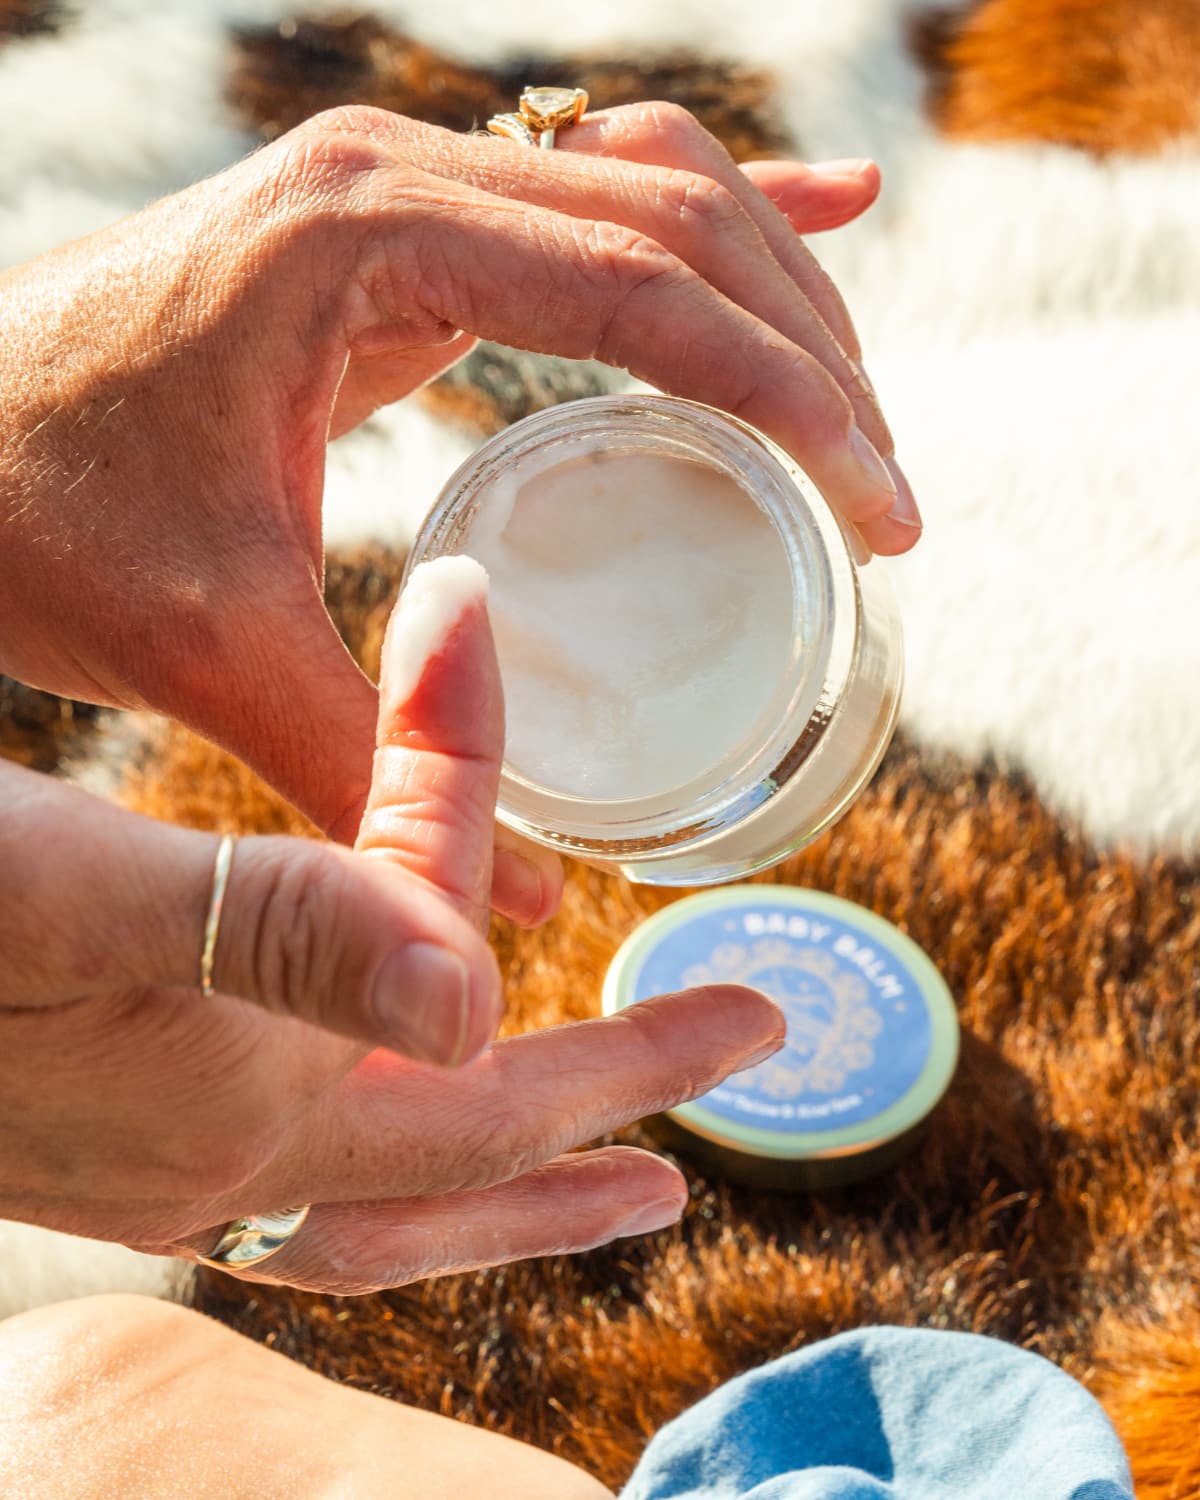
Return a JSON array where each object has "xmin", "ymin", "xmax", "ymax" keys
[
  {"xmin": 199, "ymin": 833, "xmax": 235, "ymax": 999},
  {"xmin": 197, "ymin": 1205, "xmax": 312, "ymax": 1271},
  {"xmin": 487, "ymin": 85, "xmax": 588, "ymax": 149}
]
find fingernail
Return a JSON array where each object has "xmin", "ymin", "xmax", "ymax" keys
[
  {"xmin": 809, "ymin": 157, "xmax": 875, "ymax": 178},
  {"xmin": 740, "ymin": 1033, "xmax": 787, "ymax": 1071},
  {"xmin": 851, "ymin": 360, "xmax": 877, "ymax": 404},
  {"xmin": 611, "ymin": 1196, "xmax": 686, "ymax": 1240},
  {"xmin": 848, "ymin": 425, "xmax": 898, "ymax": 502},
  {"xmin": 371, "ymin": 943, "xmax": 470, "ymax": 1066},
  {"xmin": 492, "ymin": 848, "xmax": 544, "ymax": 925},
  {"xmin": 884, "ymin": 456, "xmax": 923, "ymax": 529}
]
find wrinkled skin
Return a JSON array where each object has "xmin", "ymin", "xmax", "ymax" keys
[
  {"xmin": 0, "ymin": 103, "xmax": 916, "ymax": 1288},
  {"xmin": 0, "ymin": 102, "xmax": 917, "ymax": 868},
  {"xmin": 0, "ymin": 561, "xmax": 784, "ymax": 1288}
]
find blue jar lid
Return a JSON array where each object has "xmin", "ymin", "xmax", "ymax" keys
[{"xmin": 603, "ymin": 886, "xmax": 959, "ymax": 1189}]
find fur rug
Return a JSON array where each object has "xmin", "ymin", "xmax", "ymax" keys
[{"xmin": 2, "ymin": 1, "xmax": 1199, "ymax": 1496}]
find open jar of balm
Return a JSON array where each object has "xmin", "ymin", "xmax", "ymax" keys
[{"xmin": 403, "ymin": 395, "xmax": 902, "ymax": 886}]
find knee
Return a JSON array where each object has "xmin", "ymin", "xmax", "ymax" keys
[{"xmin": 0, "ymin": 1293, "xmax": 196, "ymax": 1416}]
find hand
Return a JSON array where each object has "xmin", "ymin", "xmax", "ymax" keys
[
  {"xmin": 0, "ymin": 102, "xmax": 918, "ymax": 881},
  {"xmin": 0, "ymin": 561, "xmax": 784, "ymax": 1292}
]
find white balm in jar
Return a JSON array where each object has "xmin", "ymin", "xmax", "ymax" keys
[{"xmin": 403, "ymin": 396, "xmax": 902, "ymax": 886}]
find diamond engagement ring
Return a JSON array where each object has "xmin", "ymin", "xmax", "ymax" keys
[{"xmin": 487, "ymin": 85, "xmax": 589, "ymax": 149}]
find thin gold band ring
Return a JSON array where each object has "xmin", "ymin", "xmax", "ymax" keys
[
  {"xmin": 199, "ymin": 833, "xmax": 236, "ymax": 1000},
  {"xmin": 195, "ymin": 838, "xmax": 313, "ymax": 1272}
]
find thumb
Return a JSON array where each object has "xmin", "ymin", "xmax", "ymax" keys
[
  {"xmin": 213, "ymin": 834, "xmax": 503, "ymax": 1066},
  {"xmin": 169, "ymin": 573, "xmax": 382, "ymax": 848}
]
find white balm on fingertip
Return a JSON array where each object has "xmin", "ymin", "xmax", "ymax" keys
[
  {"xmin": 404, "ymin": 396, "xmax": 903, "ymax": 886},
  {"xmin": 384, "ymin": 555, "xmax": 489, "ymax": 707}
]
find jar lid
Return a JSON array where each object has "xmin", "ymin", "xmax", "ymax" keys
[{"xmin": 603, "ymin": 886, "xmax": 959, "ymax": 1190}]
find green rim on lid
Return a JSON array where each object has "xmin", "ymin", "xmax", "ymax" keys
[{"xmin": 603, "ymin": 886, "xmax": 960, "ymax": 1190}]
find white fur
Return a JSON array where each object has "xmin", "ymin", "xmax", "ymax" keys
[
  {"xmin": 0, "ymin": 1223, "xmax": 180, "ymax": 1321},
  {"xmin": 0, "ymin": 2, "xmax": 256, "ymax": 265},
  {"xmin": 874, "ymin": 315, "xmax": 1200, "ymax": 849},
  {"xmin": 324, "ymin": 400, "xmax": 478, "ymax": 547},
  {"xmin": 1, "ymin": 0, "xmax": 1198, "ymax": 1313}
]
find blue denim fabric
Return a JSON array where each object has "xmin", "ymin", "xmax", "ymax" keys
[{"xmin": 621, "ymin": 1328, "xmax": 1132, "ymax": 1500}]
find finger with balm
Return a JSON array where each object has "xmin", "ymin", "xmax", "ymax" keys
[{"xmin": 0, "ymin": 561, "xmax": 784, "ymax": 1292}]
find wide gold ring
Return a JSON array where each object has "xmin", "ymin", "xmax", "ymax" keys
[
  {"xmin": 487, "ymin": 85, "xmax": 589, "ymax": 149},
  {"xmin": 197, "ymin": 1205, "xmax": 312, "ymax": 1270}
]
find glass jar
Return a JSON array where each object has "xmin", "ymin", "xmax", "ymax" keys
[{"xmin": 403, "ymin": 395, "xmax": 903, "ymax": 887}]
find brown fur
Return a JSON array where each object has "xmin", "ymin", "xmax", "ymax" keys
[
  {"xmin": 0, "ymin": 676, "xmax": 98, "ymax": 773},
  {"xmin": 418, "ymin": 347, "xmax": 625, "ymax": 439},
  {"xmin": 1093, "ymin": 1308, "xmax": 1200, "ymax": 1500},
  {"xmin": 30, "ymin": 543, "xmax": 1189, "ymax": 1495},
  {"xmin": 911, "ymin": 0, "xmax": 1200, "ymax": 154},
  {"xmin": 0, "ymin": 0, "xmax": 58, "ymax": 42}
]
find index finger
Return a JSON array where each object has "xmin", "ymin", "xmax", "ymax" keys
[{"xmin": 224, "ymin": 984, "xmax": 786, "ymax": 1208}]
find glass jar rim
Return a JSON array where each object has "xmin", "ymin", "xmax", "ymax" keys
[{"xmin": 403, "ymin": 394, "xmax": 863, "ymax": 858}]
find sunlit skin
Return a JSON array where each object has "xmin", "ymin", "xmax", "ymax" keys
[
  {"xmin": 0, "ymin": 103, "xmax": 916, "ymax": 890},
  {"xmin": 0, "ymin": 1296, "xmax": 616, "ymax": 1500},
  {"xmin": 0, "ymin": 103, "xmax": 915, "ymax": 1290},
  {"xmin": 0, "ymin": 562, "xmax": 784, "ymax": 1288}
]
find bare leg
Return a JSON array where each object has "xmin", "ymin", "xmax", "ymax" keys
[{"xmin": 0, "ymin": 1295, "xmax": 614, "ymax": 1500}]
